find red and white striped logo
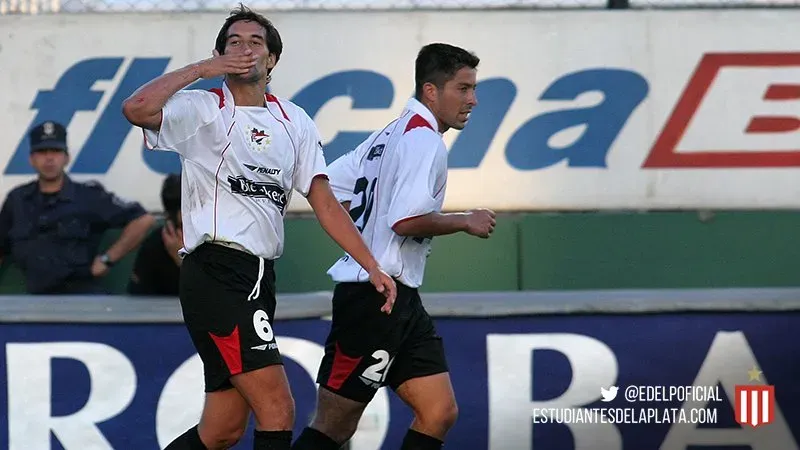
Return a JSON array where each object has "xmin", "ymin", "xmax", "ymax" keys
[{"xmin": 735, "ymin": 385, "xmax": 775, "ymax": 428}]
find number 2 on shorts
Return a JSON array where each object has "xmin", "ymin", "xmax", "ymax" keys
[{"xmin": 362, "ymin": 349, "xmax": 395, "ymax": 383}]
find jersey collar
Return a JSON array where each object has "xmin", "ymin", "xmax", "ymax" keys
[
  {"xmin": 404, "ymin": 98, "xmax": 441, "ymax": 135},
  {"xmin": 220, "ymin": 81, "xmax": 236, "ymax": 118}
]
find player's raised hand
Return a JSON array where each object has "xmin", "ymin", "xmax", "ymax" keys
[
  {"xmin": 198, "ymin": 49, "xmax": 259, "ymax": 79},
  {"xmin": 368, "ymin": 267, "xmax": 397, "ymax": 315},
  {"xmin": 464, "ymin": 208, "xmax": 496, "ymax": 238}
]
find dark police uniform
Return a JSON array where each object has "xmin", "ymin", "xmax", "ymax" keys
[
  {"xmin": 0, "ymin": 121, "xmax": 147, "ymax": 294},
  {"xmin": 0, "ymin": 177, "xmax": 147, "ymax": 294}
]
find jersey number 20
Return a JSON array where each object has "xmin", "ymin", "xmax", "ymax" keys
[{"xmin": 349, "ymin": 176, "xmax": 377, "ymax": 232}]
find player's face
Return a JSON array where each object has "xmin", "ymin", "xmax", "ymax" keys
[
  {"xmin": 29, "ymin": 149, "xmax": 68, "ymax": 182},
  {"xmin": 435, "ymin": 66, "xmax": 478, "ymax": 132},
  {"xmin": 224, "ymin": 20, "xmax": 274, "ymax": 83}
]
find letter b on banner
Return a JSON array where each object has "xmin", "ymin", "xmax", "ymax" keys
[{"xmin": 486, "ymin": 333, "xmax": 621, "ymax": 450}]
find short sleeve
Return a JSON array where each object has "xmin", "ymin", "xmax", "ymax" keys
[
  {"xmin": 90, "ymin": 184, "xmax": 147, "ymax": 229},
  {"xmin": 386, "ymin": 134, "xmax": 447, "ymax": 227},
  {"xmin": 143, "ymin": 90, "xmax": 220, "ymax": 155},
  {"xmin": 292, "ymin": 112, "xmax": 328, "ymax": 197}
]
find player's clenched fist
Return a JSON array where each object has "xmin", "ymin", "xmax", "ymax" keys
[
  {"xmin": 198, "ymin": 49, "xmax": 260, "ymax": 79},
  {"xmin": 464, "ymin": 208, "xmax": 496, "ymax": 238}
]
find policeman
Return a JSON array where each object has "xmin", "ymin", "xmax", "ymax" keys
[{"xmin": 0, "ymin": 121, "xmax": 155, "ymax": 294}]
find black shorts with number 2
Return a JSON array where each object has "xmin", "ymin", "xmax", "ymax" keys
[
  {"xmin": 316, "ymin": 281, "xmax": 449, "ymax": 403},
  {"xmin": 179, "ymin": 243, "xmax": 283, "ymax": 392}
]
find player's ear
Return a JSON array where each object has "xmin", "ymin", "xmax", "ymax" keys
[
  {"xmin": 422, "ymin": 82, "xmax": 438, "ymax": 104},
  {"xmin": 212, "ymin": 49, "xmax": 221, "ymax": 57},
  {"xmin": 266, "ymin": 53, "xmax": 277, "ymax": 70}
]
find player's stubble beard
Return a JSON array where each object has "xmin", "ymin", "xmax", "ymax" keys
[
  {"xmin": 230, "ymin": 51, "xmax": 270, "ymax": 86},
  {"xmin": 228, "ymin": 67, "xmax": 265, "ymax": 85},
  {"xmin": 228, "ymin": 52, "xmax": 270, "ymax": 89}
]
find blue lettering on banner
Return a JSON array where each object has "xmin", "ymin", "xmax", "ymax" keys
[
  {"xmin": 506, "ymin": 69, "xmax": 649, "ymax": 170},
  {"xmin": 6, "ymin": 58, "xmax": 125, "ymax": 175},
  {"xmin": 5, "ymin": 57, "xmax": 649, "ymax": 176},
  {"xmin": 0, "ymin": 313, "xmax": 798, "ymax": 449},
  {"xmin": 292, "ymin": 70, "xmax": 394, "ymax": 165}
]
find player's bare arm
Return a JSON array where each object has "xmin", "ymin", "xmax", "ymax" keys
[
  {"xmin": 393, "ymin": 208, "xmax": 496, "ymax": 239},
  {"xmin": 307, "ymin": 176, "xmax": 398, "ymax": 312},
  {"xmin": 122, "ymin": 49, "xmax": 259, "ymax": 131}
]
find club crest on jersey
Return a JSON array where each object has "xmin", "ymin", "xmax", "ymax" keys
[{"xmin": 247, "ymin": 126, "xmax": 271, "ymax": 153}]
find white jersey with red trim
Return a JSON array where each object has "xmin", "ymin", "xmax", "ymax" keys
[
  {"xmin": 143, "ymin": 82, "xmax": 327, "ymax": 260},
  {"xmin": 326, "ymin": 98, "xmax": 448, "ymax": 288}
]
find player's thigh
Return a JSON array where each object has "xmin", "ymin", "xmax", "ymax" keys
[
  {"xmin": 197, "ymin": 387, "xmax": 250, "ymax": 443},
  {"xmin": 229, "ymin": 364, "xmax": 294, "ymax": 430},
  {"xmin": 223, "ymin": 261, "xmax": 293, "ymax": 427},
  {"xmin": 179, "ymin": 247, "xmax": 243, "ymax": 393},
  {"xmin": 385, "ymin": 291, "xmax": 450, "ymax": 388},
  {"xmin": 394, "ymin": 372, "xmax": 457, "ymax": 420},
  {"xmin": 387, "ymin": 298, "xmax": 455, "ymax": 425},
  {"xmin": 180, "ymin": 244, "xmax": 284, "ymax": 394},
  {"xmin": 315, "ymin": 282, "xmax": 409, "ymax": 404}
]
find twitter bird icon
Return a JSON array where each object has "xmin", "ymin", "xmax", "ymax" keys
[{"xmin": 600, "ymin": 386, "xmax": 618, "ymax": 402}]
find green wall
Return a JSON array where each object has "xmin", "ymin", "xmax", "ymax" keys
[
  {"xmin": 276, "ymin": 214, "xmax": 520, "ymax": 293},
  {"xmin": 518, "ymin": 211, "xmax": 800, "ymax": 290},
  {"xmin": 2, "ymin": 211, "xmax": 799, "ymax": 294}
]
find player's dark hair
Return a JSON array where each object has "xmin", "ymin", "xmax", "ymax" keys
[
  {"xmin": 161, "ymin": 173, "xmax": 181, "ymax": 224},
  {"xmin": 214, "ymin": 3, "xmax": 283, "ymax": 64},
  {"xmin": 414, "ymin": 43, "xmax": 480, "ymax": 99}
]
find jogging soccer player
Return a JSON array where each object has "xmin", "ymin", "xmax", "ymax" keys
[{"xmin": 293, "ymin": 43, "xmax": 496, "ymax": 450}]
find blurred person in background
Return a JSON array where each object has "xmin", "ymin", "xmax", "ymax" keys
[
  {"xmin": 0, "ymin": 121, "xmax": 155, "ymax": 294},
  {"xmin": 128, "ymin": 173, "xmax": 182, "ymax": 296}
]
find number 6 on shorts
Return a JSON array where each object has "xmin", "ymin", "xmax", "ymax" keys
[{"xmin": 253, "ymin": 309, "xmax": 274, "ymax": 342}]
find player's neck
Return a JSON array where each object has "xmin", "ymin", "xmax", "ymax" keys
[
  {"xmin": 227, "ymin": 81, "xmax": 268, "ymax": 107},
  {"xmin": 419, "ymin": 98, "xmax": 449, "ymax": 133}
]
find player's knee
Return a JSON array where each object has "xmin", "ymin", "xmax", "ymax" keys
[
  {"xmin": 418, "ymin": 400, "xmax": 459, "ymax": 432},
  {"xmin": 254, "ymin": 390, "xmax": 295, "ymax": 430},
  {"xmin": 201, "ymin": 423, "xmax": 247, "ymax": 450},
  {"xmin": 278, "ymin": 393, "xmax": 296, "ymax": 427},
  {"xmin": 311, "ymin": 410, "xmax": 361, "ymax": 444},
  {"xmin": 308, "ymin": 388, "xmax": 369, "ymax": 444}
]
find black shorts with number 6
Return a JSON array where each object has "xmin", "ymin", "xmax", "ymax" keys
[
  {"xmin": 179, "ymin": 243, "xmax": 283, "ymax": 393},
  {"xmin": 316, "ymin": 281, "xmax": 449, "ymax": 403}
]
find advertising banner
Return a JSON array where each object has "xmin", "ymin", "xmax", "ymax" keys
[
  {"xmin": 1, "ymin": 312, "xmax": 798, "ymax": 449},
  {"xmin": 1, "ymin": 10, "xmax": 799, "ymax": 211}
]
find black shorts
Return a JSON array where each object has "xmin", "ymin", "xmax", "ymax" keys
[
  {"xmin": 179, "ymin": 243, "xmax": 282, "ymax": 392},
  {"xmin": 316, "ymin": 281, "xmax": 449, "ymax": 403}
]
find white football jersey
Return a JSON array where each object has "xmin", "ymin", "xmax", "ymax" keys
[
  {"xmin": 326, "ymin": 98, "xmax": 448, "ymax": 288},
  {"xmin": 143, "ymin": 82, "xmax": 327, "ymax": 260}
]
